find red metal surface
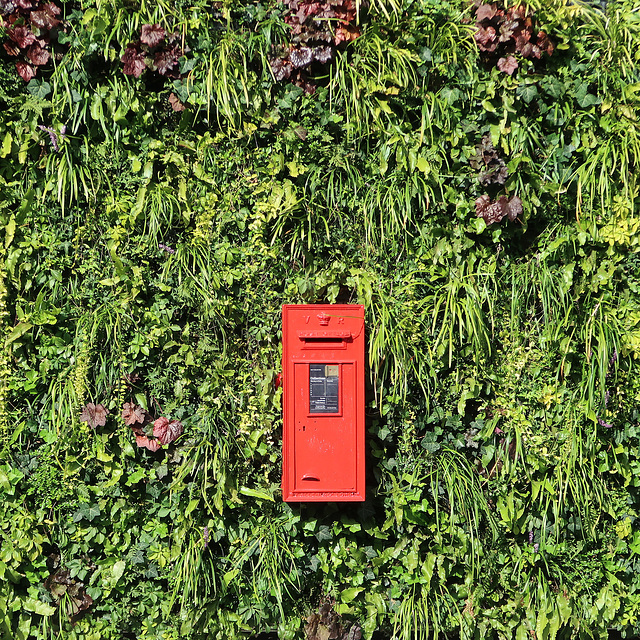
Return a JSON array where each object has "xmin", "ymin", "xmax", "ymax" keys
[{"xmin": 282, "ymin": 304, "xmax": 365, "ymax": 502}]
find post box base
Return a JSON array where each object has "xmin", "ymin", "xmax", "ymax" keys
[{"xmin": 284, "ymin": 491, "xmax": 365, "ymax": 502}]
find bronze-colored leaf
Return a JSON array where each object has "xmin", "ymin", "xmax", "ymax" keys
[
  {"xmin": 8, "ymin": 25, "xmax": 36, "ymax": 49},
  {"xmin": 168, "ymin": 93, "xmax": 185, "ymax": 112},
  {"xmin": 536, "ymin": 31, "xmax": 554, "ymax": 56},
  {"xmin": 44, "ymin": 567, "xmax": 93, "ymax": 622},
  {"xmin": 3, "ymin": 42, "xmax": 20, "ymax": 57},
  {"xmin": 153, "ymin": 417, "xmax": 183, "ymax": 445},
  {"xmin": 26, "ymin": 43, "xmax": 50, "ymax": 66},
  {"xmin": 476, "ymin": 3, "xmax": 497, "ymax": 22},
  {"xmin": 121, "ymin": 45, "xmax": 146, "ymax": 77},
  {"xmin": 135, "ymin": 434, "xmax": 162, "ymax": 452},
  {"xmin": 141, "ymin": 23, "xmax": 166, "ymax": 47},
  {"xmin": 475, "ymin": 194, "xmax": 522, "ymax": 225},
  {"xmin": 154, "ymin": 45, "xmax": 180, "ymax": 75},
  {"xmin": 79, "ymin": 403, "xmax": 108, "ymax": 428},
  {"xmin": 122, "ymin": 402, "xmax": 145, "ymax": 426},
  {"xmin": 497, "ymin": 55, "xmax": 518, "ymax": 75}
]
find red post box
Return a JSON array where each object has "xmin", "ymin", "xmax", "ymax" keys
[{"xmin": 282, "ymin": 304, "xmax": 365, "ymax": 502}]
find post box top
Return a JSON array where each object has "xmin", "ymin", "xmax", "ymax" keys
[
  {"xmin": 282, "ymin": 304, "xmax": 364, "ymax": 339},
  {"xmin": 282, "ymin": 304, "xmax": 364, "ymax": 312}
]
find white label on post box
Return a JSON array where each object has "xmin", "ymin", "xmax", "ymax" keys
[{"xmin": 309, "ymin": 364, "xmax": 339, "ymax": 413}]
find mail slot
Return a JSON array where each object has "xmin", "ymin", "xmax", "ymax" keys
[{"xmin": 282, "ymin": 304, "xmax": 365, "ymax": 502}]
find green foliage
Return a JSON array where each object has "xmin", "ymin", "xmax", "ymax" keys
[{"xmin": 2, "ymin": 0, "xmax": 640, "ymax": 638}]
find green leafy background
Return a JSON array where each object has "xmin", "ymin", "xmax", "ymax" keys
[{"xmin": 2, "ymin": 0, "xmax": 640, "ymax": 638}]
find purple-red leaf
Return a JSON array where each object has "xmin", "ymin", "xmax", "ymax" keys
[
  {"xmin": 3, "ymin": 42, "xmax": 21, "ymax": 57},
  {"xmin": 153, "ymin": 417, "xmax": 183, "ymax": 445},
  {"xmin": 135, "ymin": 434, "xmax": 162, "ymax": 452},
  {"xmin": 9, "ymin": 26, "xmax": 36, "ymax": 49},
  {"xmin": 79, "ymin": 403, "xmax": 108, "ymax": 429},
  {"xmin": 504, "ymin": 194, "xmax": 523, "ymax": 221},
  {"xmin": 514, "ymin": 31, "xmax": 531, "ymax": 51},
  {"xmin": 122, "ymin": 402, "xmax": 146, "ymax": 426},
  {"xmin": 475, "ymin": 194, "xmax": 523, "ymax": 225},
  {"xmin": 479, "ymin": 164, "xmax": 508, "ymax": 185},
  {"xmin": 476, "ymin": 4, "xmax": 497, "ymax": 22},
  {"xmin": 290, "ymin": 46, "xmax": 313, "ymax": 69},
  {"xmin": 474, "ymin": 25, "xmax": 497, "ymax": 50},
  {"xmin": 16, "ymin": 61, "xmax": 36, "ymax": 81},
  {"xmin": 26, "ymin": 43, "xmax": 50, "ymax": 66},
  {"xmin": 270, "ymin": 57, "xmax": 292, "ymax": 81},
  {"xmin": 141, "ymin": 23, "xmax": 166, "ymax": 47},
  {"xmin": 154, "ymin": 46, "xmax": 180, "ymax": 75},
  {"xmin": 30, "ymin": 7, "xmax": 61, "ymax": 29},
  {"xmin": 121, "ymin": 46, "xmax": 146, "ymax": 77},
  {"xmin": 312, "ymin": 46, "xmax": 332, "ymax": 64},
  {"xmin": 43, "ymin": 2, "xmax": 61, "ymax": 15},
  {"xmin": 497, "ymin": 56, "xmax": 518, "ymax": 75},
  {"xmin": 498, "ymin": 19, "xmax": 519, "ymax": 43},
  {"xmin": 474, "ymin": 4, "xmax": 553, "ymax": 66}
]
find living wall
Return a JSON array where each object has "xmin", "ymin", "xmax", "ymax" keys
[{"xmin": 1, "ymin": 0, "xmax": 640, "ymax": 638}]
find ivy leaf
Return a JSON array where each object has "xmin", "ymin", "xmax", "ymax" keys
[
  {"xmin": 541, "ymin": 76, "xmax": 566, "ymax": 99},
  {"xmin": 27, "ymin": 79, "xmax": 51, "ymax": 98},
  {"xmin": 79, "ymin": 403, "xmax": 108, "ymax": 429},
  {"xmin": 121, "ymin": 45, "xmax": 146, "ymax": 77},
  {"xmin": 122, "ymin": 402, "xmax": 145, "ymax": 426},
  {"xmin": 141, "ymin": 23, "xmax": 166, "ymax": 47},
  {"xmin": 73, "ymin": 502, "xmax": 101, "ymax": 522},
  {"xmin": 421, "ymin": 437, "xmax": 441, "ymax": 453},
  {"xmin": 153, "ymin": 417, "xmax": 184, "ymax": 445},
  {"xmin": 517, "ymin": 83, "xmax": 538, "ymax": 103},
  {"xmin": 135, "ymin": 435, "xmax": 162, "ymax": 452},
  {"xmin": 575, "ymin": 83, "xmax": 600, "ymax": 108}
]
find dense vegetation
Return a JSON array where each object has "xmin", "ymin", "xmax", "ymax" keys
[{"xmin": 1, "ymin": 0, "xmax": 640, "ymax": 638}]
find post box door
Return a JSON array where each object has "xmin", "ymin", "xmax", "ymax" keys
[{"xmin": 292, "ymin": 362, "xmax": 357, "ymax": 492}]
